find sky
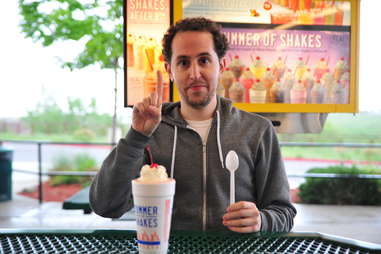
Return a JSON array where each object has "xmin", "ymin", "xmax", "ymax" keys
[{"xmin": 1, "ymin": 1, "xmax": 381, "ymax": 120}]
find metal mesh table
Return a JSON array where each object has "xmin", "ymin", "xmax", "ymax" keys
[{"xmin": 1, "ymin": 230, "xmax": 380, "ymax": 254}]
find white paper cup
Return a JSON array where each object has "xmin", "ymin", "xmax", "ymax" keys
[{"xmin": 132, "ymin": 179, "xmax": 175, "ymax": 254}]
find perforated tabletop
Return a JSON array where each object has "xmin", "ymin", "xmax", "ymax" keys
[{"xmin": 1, "ymin": 230, "xmax": 380, "ymax": 254}]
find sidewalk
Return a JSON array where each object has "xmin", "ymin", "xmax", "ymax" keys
[{"xmin": 1, "ymin": 194, "xmax": 380, "ymax": 245}]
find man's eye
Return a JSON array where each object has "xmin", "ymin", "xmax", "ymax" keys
[
  {"xmin": 199, "ymin": 57, "xmax": 210, "ymax": 65},
  {"xmin": 178, "ymin": 60, "xmax": 189, "ymax": 67}
]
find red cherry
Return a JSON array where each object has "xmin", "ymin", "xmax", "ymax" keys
[{"xmin": 150, "ymin": 163, "xmax": 158, "ymax": 168}]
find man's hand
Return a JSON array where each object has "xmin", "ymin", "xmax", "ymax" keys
[
  {"xmin": 222, "ymin": 201, "xmax": 261, "ymax": 233},
  {"xmin": 132, "ymin": 71, "xmax": 163, "ymax": 136}
]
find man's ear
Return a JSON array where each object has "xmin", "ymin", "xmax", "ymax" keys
[
  {"xmin": 165, "ymin": 62, "xmax": 173, "ymax": 81},
  {"xmin": 219, "ymin": 59, "xmax": 225, "ymax": 74}
]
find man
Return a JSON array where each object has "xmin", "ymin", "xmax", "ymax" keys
[{"xmin": 90, "ymin": 17, "xmax": 296, "ymax": 232}]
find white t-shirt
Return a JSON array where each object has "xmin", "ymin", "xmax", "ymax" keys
[{"xmin": 186, "ymin": 118, "xmax": 213, "ymax": 145}]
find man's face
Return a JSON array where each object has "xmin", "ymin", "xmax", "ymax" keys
[{"xmin": 166, "ymin": 31, "xmax": 223, "ymax": 109}]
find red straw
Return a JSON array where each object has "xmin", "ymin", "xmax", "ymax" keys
[{"xmin": 145, "ymin": 145, "xmax": 154, "ymax": 165}]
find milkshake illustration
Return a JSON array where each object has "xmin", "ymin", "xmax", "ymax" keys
[
  {"xmin": 314, "ymin": 57, "xmax": 329, "ymax": 81},
  {"xmin": 263, "ymin": 67, "xmax": 275, "ymax": 103},
  {"xmin": 229, "ymin": 55, "xmax": 244, "ymax": 79},
  {"xmin": 331, "ymin": 80, "xmax": 347, "ymax": 104},
  {"xmin": 340, "ymin": 71, "xmax": 350, "ymax": 89},
  {"xmin": 127, "ymin": 33, "xmax": 135, "ymax": 67},
  {"xmin": 251, "ymin": 56, "xmax": 266, "ymax": 79},
  {"xmin": 272, "ymin": 57, "xmax": 287, "ymax": 81},
  {"xmin": 322, "ymin": 70, "xmax": 335, "ymax": 94},
  {"xmin": 294, "ymin": 57, "xmax": 307, "ymax": 81},
  {"xmin": 144, "ymin": 37, "xmax": 157, "ymax": 73},
  {"xmin": 220, "ymin": 68, "xmax": 235, "ymax": 98},
  {"xmin": 311, "ymin": 80, "xmax": 326, "ymax": 104},
  {"xmin": 270, "ymin": 79, "xmax": 285, "ymax": 103},
  {"xmin": 250, "ymin": 79, "xmax": 267, "ymax": 104},
  {"xmin": 240, "ymin": 68, "xmax": 255, "ymax": 103},
  {"xmin": 334, "ymin": 57, "xmax": 349, "ymax": 81},
  {"xmin": 282, "ymin": 69, "xmax": 295, "ymax": 103},
  {"xmin": 290, "ymin": 80, "xmax": 307, "ymax": 104},
  {"xmin": 302, "ymin": 68, "xmax": 314, "ymax": 103},
  {"xmin": 229, "ymin": 80, "xmax": 245, "ymax": 103},
  {"xmin": 135, "ymin": 35, "xmax": 146, "ymax": 71}
]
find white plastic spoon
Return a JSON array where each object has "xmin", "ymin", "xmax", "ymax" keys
[{"xmin": 225, "ymin": 150, "xmax": 239, "ymax": 205}]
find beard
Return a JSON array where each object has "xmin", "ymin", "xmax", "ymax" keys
[{"xmin": 182, "ymin": 86, "xmax": 215, "ymax": 109}]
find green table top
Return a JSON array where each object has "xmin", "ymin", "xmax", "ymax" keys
[{"xmin": 0, "ymin": 230, "xmax": 380, "ymax": 253}]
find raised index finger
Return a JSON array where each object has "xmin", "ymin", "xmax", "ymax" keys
[{"xmin": 156, "ymin": 70, "xmax": 163, "ymax": 107}]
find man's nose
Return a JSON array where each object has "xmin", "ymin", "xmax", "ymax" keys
[{"xmin": 189, "ymin": 62, "xmax": 201, "ymax": 80}]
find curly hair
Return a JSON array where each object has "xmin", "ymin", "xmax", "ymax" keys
[{"xmin": 162, "ymin": 17, "xmax": 229, "ymax": 63}]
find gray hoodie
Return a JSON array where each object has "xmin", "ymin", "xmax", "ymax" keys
[{"xmin": 90, "ymin": 97, "xmax": 296, "ymax": 232}]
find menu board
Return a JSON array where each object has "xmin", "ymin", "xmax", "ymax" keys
[
  {"xmin": 125, "ymin": 0, "xmax": 171, "ymax": 106},
  {"xmin": 179, "ymin": 0, "xmax": 359, "ymax": 113},
  {"xmin": 219, "ymin": 24, "xmax": 350, "ymax": 105}
]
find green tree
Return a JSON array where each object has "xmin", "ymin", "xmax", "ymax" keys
[{"xmin": 18, "ymin": 0, "xmax": 123, "ymax": 143}]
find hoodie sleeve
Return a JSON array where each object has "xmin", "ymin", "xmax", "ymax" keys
[
  {"xmin": 255, "ymin": 123, "xmax": 297, "ymax": 232},
  {"xmin": 89, "ymin": 128, "xmax": 149, "ymax": 218}
]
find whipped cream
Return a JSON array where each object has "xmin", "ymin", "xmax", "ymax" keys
[{"xmin": 139, "ymin": 164, "xmax": 168, "ymax": 182}]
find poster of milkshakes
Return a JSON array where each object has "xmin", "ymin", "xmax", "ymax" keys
[
  {"xmin": 125, "ymin": 0, "xmax": 171, "ymax": 106},
  {"xmin": 219, "ymin": 24, "xmax": 350, "ymax": 105}
]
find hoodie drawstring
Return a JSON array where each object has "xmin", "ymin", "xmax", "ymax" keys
[
  {"xmin": 169, "ymin": 111, "xmax": 225, "ymax": 178},
  {"xmin": 170, "ymin": 125, "xmax": 178, "ymax": 178},
  {"xmin": 216, "ymin": 110, "xmax": 225, "ymax": 169}
]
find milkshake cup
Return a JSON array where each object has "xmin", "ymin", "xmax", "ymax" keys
[{"xmin": 132, "ymin": 164, "xmax": 176, "ymax": 254}]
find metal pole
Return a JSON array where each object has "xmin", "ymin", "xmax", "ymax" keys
[{"xmin": 38, "ymin": 142, "xmax": 43, "ymax": 204}]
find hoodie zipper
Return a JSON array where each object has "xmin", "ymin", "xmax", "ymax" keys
[{"xmin": 202, "ymin": 143, "xmax": 207, "ymax": 231}]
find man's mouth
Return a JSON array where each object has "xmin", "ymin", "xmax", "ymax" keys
[{"xmin": 188, "ymin": 83, "xmax": 207, "ymax": 91}]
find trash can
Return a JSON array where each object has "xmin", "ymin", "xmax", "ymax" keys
[{"xmin": 0, "ymin": 148, "xmax": 13, "ymax": 202}]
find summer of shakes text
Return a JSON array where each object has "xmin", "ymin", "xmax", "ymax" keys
[{"xmin": 135, "ymin": 206, "xmax": 158, "ymax": 228}]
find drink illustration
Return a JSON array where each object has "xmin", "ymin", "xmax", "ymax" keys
[
  {"xmin": 272, "ymin": 56, "xmax": 287, "ymax": 81},
  {"xmin": 282, "ymin": 69, "xmax": 295, "ymax": 103},
  {"xmin": 250, "ymin": 79, "xmax": 267, "ymax": 104},
  {"xmin": 229, "ymin": 55, "xmax": 245, "ymax": 79},
  {"xmin": 334, "ymin": 57, "xmax": 349, "ymax": 81},
  {"xmin": 220, "ymin": 68, "xmax": 235, "ymax": 98},
  {"xmin": 331, "ymin": 80, "xmax": 347, "ymax": 104},
  {"xmin": 311, "ymin": 80, "xmax": 326, "ymax": 104},
  {"xmin": 127, "ymin": 33, "xmax": 135, "ymax": 67},
  {"xmin": 294, "ymin": 57, "xmax": 307, "ymax": 81},
  {"xmin": 263, "ymin": 67, "xmax": 275, "ymax": 103},
  {"xmin": 240, "ymin": 68, "xmax": 255, "ymax": 103},
  {"xmin": 251, "ymin": 56, "xmax": 266, "ymax": 79},
  {"xmin": 290, "ymin": 80, "xmax": 307, "ymax": 104},
  {"xmin": 314, "ymin": 57, "xmax": 329, "ymax": 81},
  {"xmin": 302, "ymin": 68, "xmax": 314, "ymax": 103},
  {"xmin": 229, "ymin": 80, "xmax": 245, "ymax": 102},
  {"xmin": 270, "ymin": 79, "xmax": 285, "ymax": 103}
]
